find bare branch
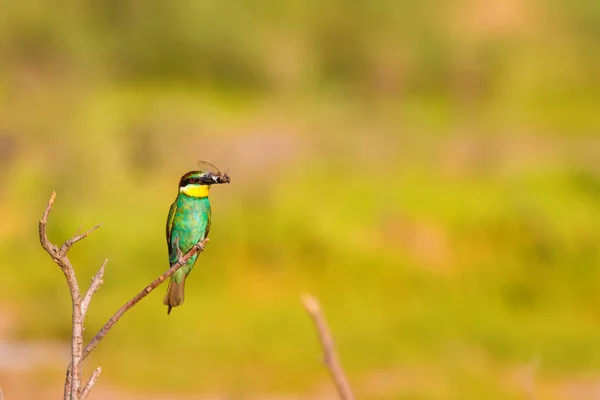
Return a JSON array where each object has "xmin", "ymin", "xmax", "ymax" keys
[
  {"xmin": 81, "ymin": 238, "xmax": 209, "ymax": 361},
  {"xmin": 39, "ymin": 190, "xmax": 58, "ymax": 256},
  {"xmin": 38, "ymin": 192, "xmax": 84, "ymax": 298},
  {"xmin": 81, "ymin": 259, "xmax": 108, "ymax": 317},
  {"xmin": 0, "ymin": 384, "xmax": 4, "ymax": 400},
  {"xmin": 38, "ymin": 192, "xmax": 99, "ymax": 399},
  {"xmin": 79, "ymin": 367, "xmax": 102, "ymax": 400},
  {"xmin": 301, "ymin": 293, "xmax": 355, "ymax": 400},
  {"xmin": 60, "ymin": 224, "xmax": 102, "ymax": 254}
]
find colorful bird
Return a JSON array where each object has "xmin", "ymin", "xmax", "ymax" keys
[{"xmin": 164, "ymin": 162, "xmax": 230, "ymax": 314}]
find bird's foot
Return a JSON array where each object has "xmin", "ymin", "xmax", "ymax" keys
[
  {"xmin": 196, "ymin": 238, "xmax": 210, "ymax": 253},
  {"xmin": 174, "ymin": 238, "xmax": 209, "ymax": 266}
]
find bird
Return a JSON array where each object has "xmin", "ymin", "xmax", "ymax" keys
[{"xmin": 164, "ymin": 162, "xmax": 230, "ymax": 314}]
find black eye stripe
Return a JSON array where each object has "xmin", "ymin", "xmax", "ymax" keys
[{"xmin": 181, "ymin": 177, "xmax": 203, "ymax": 186}]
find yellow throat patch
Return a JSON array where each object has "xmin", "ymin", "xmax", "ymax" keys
[{"xmin": 180, "ymin": 184, "xmax": 210, "ymax": 198}]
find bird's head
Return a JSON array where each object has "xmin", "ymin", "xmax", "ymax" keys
[{"xmin": 179, "ymin": 170, "xmax": 230, "ymax": 198}]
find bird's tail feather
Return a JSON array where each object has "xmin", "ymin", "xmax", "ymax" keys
[{"xmin": 163, "ymin": 275, "xmax": 186, "ymax": 315}]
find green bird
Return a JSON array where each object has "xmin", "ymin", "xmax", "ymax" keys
[{"xmin": 164, "ymin": 162, "xmax": 230, "ymax": 314}]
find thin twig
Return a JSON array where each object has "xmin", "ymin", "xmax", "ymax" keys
[
  {"xmin": 79, "ymin": 367, "xmax": 102, "ymax": 400},
  {"xmin": 60, "ymin": 224, "xmax": 102, "ymax": 254},
  {"xmin": 39, "ymin": 191, "xmax": 58, "ymax": 257},
  {"xmin": 81, "ymin": 259, "xmax": 108, "ymax": 317},
  {"xmin": 81, "ymin": 238, "xmax": 209, "ymax": 361},
  {"xmin": 301, "ymin": 293, "xmax": 355, "ymax": 400}
]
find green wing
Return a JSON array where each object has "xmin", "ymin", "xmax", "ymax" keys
[
  {"xmin": 204, "ymin": 209, "xmax": 211, "ymax": 239},
  {"xmin": 166, "ymin": 201, "xmax": 177, "ymax": 250}
]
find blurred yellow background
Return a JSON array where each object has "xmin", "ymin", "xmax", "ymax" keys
[{"xmin": 1, "ymin": 0, "xmax": 600, "ymax": 399}]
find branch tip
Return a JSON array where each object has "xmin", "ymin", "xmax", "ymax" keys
[
  {"xmin": 78, "ymin": 223, "xmax": 103, "ymax": 240},
  {"xmin": 74, "ymin": 223, "xmax": 85, "ymax": 236},
  {"xmin": 301, "ymin": 293, "xmax": 355, "ymax": 400},
  {"xmin": 301, "ymin": 293, "xmax": 320, "ymax": 314},
  {"xmin": 42, "ymin": 191, "xmax": 57, "ymax": 222},
  {"xmin": 80, "ymin": 366, "xmax": 102, "ymax": 400},
  {"xmin": 61, "ymin": 222, "xmax": 103, "ymax": 254},
  {"xmin": 39, "ymin": 191, "xmax": 58, "ymax": 253},
  {"xmin": 82, "ymin": 259, "xmax": 108, "ymax": 316}
]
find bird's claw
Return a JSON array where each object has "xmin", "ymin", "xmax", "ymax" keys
[
  {"xmin": 174, "ymin": 238, "xmax": 209, "ymax": 266},
  {"xmin": 197, "ymin": 238, "xmax": 209, "ymax": 252}
]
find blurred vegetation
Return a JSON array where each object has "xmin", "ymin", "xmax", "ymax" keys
[{"xmin": 0, "ymin": 0, "xmax": 600, "ymax": 398}]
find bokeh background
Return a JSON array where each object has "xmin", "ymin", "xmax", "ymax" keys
[{"xmin": 1, "ymin": 1, "xmax": 600, "ymax": 399}]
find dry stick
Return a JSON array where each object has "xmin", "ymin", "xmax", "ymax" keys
[
  {"xmin": 301, "ymin": 294, "xmax": 355, "ymax": 400},
  {"xmin": 81, "ymin": 238, "xmax": 208, "ymax": 361},
  {"xmin": 79, "ymin": 367, "xmax": 102, "ymax": 400},
  {"xmin": 81, "ymin": 259, "xmax": 108, "ymax": 317},
  {"xmin": 39, "ymin": 191, "xmax": 101, "ymax": 400}
]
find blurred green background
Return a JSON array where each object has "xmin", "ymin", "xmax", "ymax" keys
[{"xmin": 1, "ymin": 0, "xmax": 600, "ymax": 399}]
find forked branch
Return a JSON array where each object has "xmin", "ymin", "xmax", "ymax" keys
[
  {"xmin": 301, "ymin": 294, "xmax": 355, "ymax": 400},
  {"xmin": 39, "ymin": 191, "xmax": 94, "ymax": 399},
  {"xmin": 39, "ymin": 191, "xmax": 208, "ymax": 400}
]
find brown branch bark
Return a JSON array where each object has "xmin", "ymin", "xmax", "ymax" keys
[
  {"xmin": 301, "ymin": 294, "xmax": 355, "ymax": 400},
  {"xmin": 39, "ymin": 191, "xmax": 208, "ymax": 399}
]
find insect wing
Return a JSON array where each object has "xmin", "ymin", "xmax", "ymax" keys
[{"xmin": 196, "ymin": 160, "xmax": 222, "ymax": 175}]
